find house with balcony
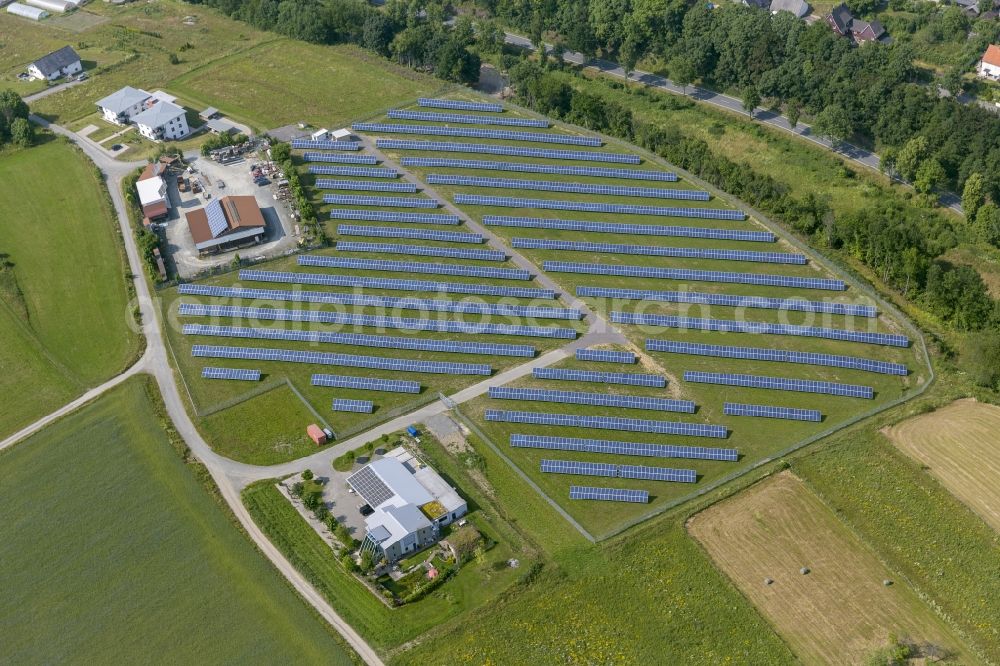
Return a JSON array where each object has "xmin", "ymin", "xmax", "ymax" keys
[{"xmin": 132, "ymin": 100, "xmax": 189, "ymax": 141}]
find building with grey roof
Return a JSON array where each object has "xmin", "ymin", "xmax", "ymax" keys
[
  {"xmin": 28, "ymin": 45, "xmax": 81, "ymax": 81},
  {"xmin": 133, "ymin": 100, "xmax": 189, "ymax": 141},
  {"xmin": 96, "ymin": 86, "xmax": 152, "ymax": 125},
  {"xmin": 770, "ymin": 0, "xmax": 809, "ymax": 18}
]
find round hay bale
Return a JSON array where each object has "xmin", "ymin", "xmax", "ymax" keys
[
  {"xmin": 883, "ymin": 579, "xmax": 893, "ymax": 587},
  {"xmin": 764, "ymin": 577, "xmax": 774, "ymax": 586},
  {"xmin": 800, "ymin": 567, "xmax": 810, "ymax": 575}
]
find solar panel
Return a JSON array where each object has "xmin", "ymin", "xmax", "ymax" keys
[
  {"xmin": 298, "ymin": 255, "xmax": 530, "ymax": 280},
  {"xmin": 723, "ymin": 402, "xmax": 822, "ymax": 422},
  {"xmin": 311, "ymin": 373, "xmax": 420, "ymax": 393},
  {"xmin": 488, "ymin": 386, "xmax": 695, "ymax": 413},
  {"xmin": 315, "ymin": 179, "xmax": 417, "ymax": 193},
  {"xmin": 332, "ymin": 398, "xmax": 374, "ymax": 413},
  {"xmin": 683, "ymin": 371, "xmax": 874, "ymax": 399},
  {"xmin": 376, "ymin": 139, "xmax": 641, "ymax": 164},
  {"xmin": 485, "ymin": 410, "xmax": 727, "ymax": 438},
  {"xmin": 617, "ymin": 464, "xmax": 696, "ymax": 483},
  {"xmin": 645, "ymin": 339, "xmax": 908, "ymax": 376},
  {"xmin": 322, "ymin": 194, "xmax": 439, "ymax": 208},
  {"xmin": 575, "ymin": 348, "xmax": 636, "ymax": 364},
  {"xmin": 427, "ymin": 175, "xmax": 709, "ymax": 201},
  {"xmin": 308, "ymin": 166, "xmax": 399, "ymax": 178},
  {"xmin": 353, "ymin": 122, "xmax": 602, "ymax": 146},
  {"xmin": 336, "ymin": 225, "xmax": 483, "ymax": 243},
  {"xmin": 513, "ymin": 238, "xmax": 806, "ymax": 265},
  {"xmin": 532, "ymin": 367, "xmax": 665, "ymax": 387},
  {"xmin": 328, "ymin": 209, "xmax": 460, "ymax": 225},
  {"xmin": 388, "ymin": 109, "xmax": 548, "ymax": 127},
  {"xmin": 400, "ymin": 158, "xmax": 677, "ymax": 181},
  {"xmin": 192, "ymin": 344, "xmax": 492, "ymax": 375},
  {"xmin": 459, "ymin": 195, "xmax": 745, "ymax": 220},
  {"xmin": 346, "ymin": 465, "xmax": 395, "ymax": 506},
  {"xmin": 550, "ymin": 263, "xmax": 846, "ymax": 291},
  {"xmin": 201, "ymin": 366, "xmax": 260, "ymax": 381},
  {"xmin": 510, "ymin": 434, "xmax": 738, "ymax": 461},
  {"xmin": 290, "ymin": 139, "xmax": 361, "ymax": 150},
  {"xmin": 204, "ymin": 199, "xmax": 228, "ymax": 238},
  {"xmin": 418, "ymin": 98, "xmax": 504, "ymax": 112},
  {"xmin": 238, "ymin": 269, "xmax": 557, "ymax": 299},
  {"xmin": 577, "ymin": 287, "xmax": 876, "ymax": 317},
  {"xmin": 569, "ymin": 486, "xmax": 649, "ymax": 503},
  {"xmin": 613, "ymin": 313, "xmax": 907, "ymax": 347},
  {"xmin": 303, "ymin": 152, "xmax": 378, "ymax": 165},
  {"xmin": 540, "ymin": 459, "xmax": 617, "ymax": 478},
  {"xmin": 482, "ymin": 215, "xmax": 773, "ymax": 242},
  {"xmin": 336, "ymin": 241, "xmax": 505, "ymax": 261}
]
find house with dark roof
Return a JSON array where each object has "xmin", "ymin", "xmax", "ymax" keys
[
  {"xmin": 826, "ymin": 3, "xmax": 888, "ymax": 44},
  {"xmin": 28, "ymin": 45, "xmax": 81, "ymax": 81},
  {"xmin": 185, "ymin": 196, "xmax": 266, "ymax": 254}
]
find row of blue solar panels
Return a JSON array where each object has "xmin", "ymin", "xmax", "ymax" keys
[
  {"xmin": 485, "ymin": 409, "xmax": 727, "ymax": 437},
  {"xmin": 576, "ymin": 348, "xmax": 636, "ymax": 364},
  {"xmin": 458, "ymin": 195, "xmax": 746, "ymax": 220},
  {"xmin": 684, "ymin": 371, "xmax": 874, "ymax": 399},
  {"xmin": 337, "ymin": 225, "xmax": 483, "ymax": 243},
  {"xmin": 426, "ymin": 175, "xmax": 708, "ymax": 201},
  {"xmin": 309, "ymin": 166, "xmax": 399, "ymax": 178},
  {"xmin": 550, "ymin": 262, "xmax": 846, "ymax": 291},
  {"xmin": 304, "ymin": 152, "xmax": 378, "ymax": 165},
  {"xmin": 201, "ymin": 366, "xmax": 260, "ymax": 381},
  {"xmin": 329, "ymin": 209, "xmax": 460, "ymax": 225},
  {"xmin": 332, "ymin": 398, "xmax": 374, "ymax": 413},
  {"xmin": 569, "ymin": 486, "xmax": 649, "ymax": 503},
  {"xmin": 315, "ymin": 179, "xmax": 417, "ymax": 193},
  {"xmin": 192, "ymin": 344, "xmax": 492, "ymax": 375},
  {"xmin": 353, "ymin": 122, "xmax": 602, "ymax": 147},
  {"xmin": 724, "ymin": 402, "xmax": 822, "ymax": 422},
  {"xmin": 179, "ymin": 304, "xmax": 576, "ymax": 339},
  {"xmin": 336, "ymin": 241, "xmax": 505, "ymax": 261},
  {"xmin": 511, "ymin": 434, "xmax": 738, "ymax": 461},
  {"xmin": 532, "ymin": 367, "xmax": 665, "ymax": 387},
  {"xmin": 418, "ymin": 98, "xmax": 503, "ymax": 112},
  {"xmin": 311, "ymin": 373, "xmax": 420, "ymax": 393},
  {"xmin": 541, "ymin": 458, "xmax": 695, "ymax": 483},
  {"xmin": 376, "ymin": 139, "xmax": 641, "ymax": 164},
  {"xmin": 514, "ymin": 238, "xmax": 805, "ymax": 265},
  {"xmin": 482, "ymin": 215, "xmax": 773, "ymax": 242},
  {"xmin": 401, "ymin": 157, "xmax": 677, "ymax": 181},
  {"xmin": 239, "ymin": 269, "xmax": 557, "ymax": 299},
  {"xmin": 540, "ymin": 459, "xmax": 616, "ymax": 477},
  {"xmin": 322, "ymin": 194, "xmax": 439, "ymax": 208},
  {"xmin": 177, "ymin": 283, "xmax": 576, "ymax": 319},
  {"xmin": 645, "ymin": 339, "xmax": 908, "ymax": 376},
  {"xmin": 291, "ymin": 139, "xmax": 361, "ymax": 150},
  {"xmin": 182, "ymin": 324, "xmax": 536, "ymax": 357},
  {"xmin": 488, "ymin": 386, "xmax": 695, "ymax": 413},
  {"xmin": 577, "ymin": 287, "xmax": 876, "ymax": 317},
  {"xmin": 614, "ymin": 313, "xmax": 908, "ymax": 347},
  {"xmin": 298, "ymin": 255, "xmax": 530, "ymax": 280},
  {"xmin": 388, "ymin": 109, "xmax": 548, "ymax": 127}
]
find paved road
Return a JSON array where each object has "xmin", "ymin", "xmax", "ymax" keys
[
  {"xmin": 23, "ymin": 77, "xmax": 88, "ymax": 105},
  {"xmin": 503, "ymin": 32, "xmax": 964, "ymax": 215}
]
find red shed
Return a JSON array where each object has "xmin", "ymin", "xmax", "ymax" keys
[{"xmin": 307, "ymin": 424, "xmax": 327, "ymax": 446}]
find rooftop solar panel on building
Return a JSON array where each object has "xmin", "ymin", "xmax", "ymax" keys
[
  {"xmin": 346, "ymin": 465, "xmax": 396, "ymax": 506},
  {"xmin": 353, "ymin": 122, "xmax": 602, "ymax": 146},
  {"xmin": 510, "ymin": 434, "xmax": 738, "ymax": 461},
  {"xmin": 311, "ymin": 373, "xmax": 420, "ymax": 393},
  {"xmin": 328, "ymin": 209, "xmax": 460, "ymax": 225},
  {"xmin": 204, "ymin": 199, "xmax": 227, "ymax": 238},
  {"xmin": 376, "ymin": 139, "xmax": 641, "ymax": 164},
  {"xmin": 400, "ymin": 157, "xmax": 677, "ymax": 181},
  {"xmin": 569, "ymin": 486, "xmax": 649, "ymax": 503},
  {"xmin": 298, "ymin": 255, "xmax": 531, "ymax": 280},
  {"xmin": 575, "ymin": 348, "xmax": 636, "ymax": 364},
  {"xmin": 485, "ymin": 409, "xmax": 727, "ymax": 437},
  {"xmin": 322, "ymin": 194, "xmax": 439, "ymax": 208},
  {"xmin": 336, "ymin": 241, "xmax": 505, "ymax": 261},
  {"xmin": 723, "ymin": 402, "xmax": 822, "ymax": 422},
  {"xmin": 532, "ymin": 367, "xmax": 665, "ymax": 387},
  {"xmin": 336, "ymin": 225, "xmax": 483, "ymax": 243},
  {"xmin": 488, "ymin": 386, "xmax": 694, "ymax": 413},
  {"xmin": 578, "ymin": 287, "xmax": 876, "ymax": 317},
  {"xmin": 458, "ymin": 195, "xmax": 745, "ymax": 220},
  {"xmin": 303, "ymin": 152, "xmax": 378, "ymax": 165},
  {"xmin": 514, "ymin": 238, "xmax": 806, "ymax": 265},
  {"xmin": 540, "ymin": 459, "xmax": 617, "ymax": 478},
  {"xmin": 290, "ymin": 139, "xmax": 361, "ymax": 150},
  {"xmin": 482, "ymin": 215, "xmax": 773, "ymax": 242},
  {"xmin": 308, "ymin": 166, "xmax": 399, "ymax": 178},
  {"xmin": 551, "ymin": 263, "xmax": 846, "ymax": 291},
  {"xmin": 332, "ymin": 398, "xmax": 374, "ymax": 413},
  {"xmin": 388, "ymin": 109, "xmax": 548, "ymax": 127},
  {"xmin": 684, "ymin": 371, "xmax": 874, "ymax": 399},
  {"xmin": 417, "ymin": 98, "xmax": 503, "ymax": 112},
  {"xmin": 427, "ymin": 175, "xmax": 708, "ymax": 201},
  {"xmin": 201, "ymin": 366, "xmax": 261, "ymax": 381}
]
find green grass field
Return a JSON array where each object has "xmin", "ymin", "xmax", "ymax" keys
[
  {"xmin": 0, "ymin": 139, "xmax": 139, "ymax": 438},
  {"xmin": 0, "ymin": 378, "xmax": 354, "ymax": 664}
]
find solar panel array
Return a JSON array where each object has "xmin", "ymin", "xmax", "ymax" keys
[
  {"xmin": 353, "ymin": 122, "xmax": 603, "ymax": 146},
  {"xmin": 511, "ymin": 434, "xmax": 738, "ymax": 461},
  {"xmin": 418, "ymin": 98, "xmax": 503, "ymax": 112},
  {"xmin": 618, "ymin": 465, "xmax": 696, "ymax": 483},
  {"xmin": 311, "ymin": 373, "xmax": 420, "ymax": 393},
  {"xmin": 376, "ymin": 139, "xmax": 641, "ymax": 164},
  {"xmin": 576, "ymin": 348, "xmax": 635, "ymax": 364},
  {"xmin": 514, "ymin": 238, "xmax": 806, "ymax": 265},
  {"xmin": 426, "ymin": 175, "xmax": 709, "ymax": 201},
  {"xmin": 533, "ymin": 367, "xmax": 665, "ymax": 387},
  {"xmin": 308, "ymin": 166, "xmax": 399, "ymax": 178},
  {"xmin": 488, "ymin": 386, "xmax": 695, "ymax": 413},
  {"xmin": 613, "ymin": 313, "xmax": 908, "ymax": 347},
  {"xmin": 336, "ymin": 241, "xmax": 505, "ymax": 261},
  {"xmin": 577, "ymin": 287, "xmax": 876, "ymax": 317},
  {"xmin": 724, "ymin": 402, "xmax": 822, "ymax": 422},
  {"xmin": 684, "ymin": 371, "xmax": 874, "ymax": 399},
  {"xmin": 540, "ymin": 459, "xmax": 617, "ymax": 478},
  {"xmin": 177, "ymin": 283, "xmax": 577, "ymax": 319},
  {"xmin": 569, "ymin": 486, "xmax": 649, "ymax": 503},
  {"xmin": 315, "ymin": 179, "xmax": 417, "ymax": 193},
  {"xmin": 204, "ymin": 199, "xmax": 228, "ymax": 237},
  {"xmin": 201, "ymin": 366, "xmax": 260, "ymax": 381},
  {"xmin": 332, "ymin": 398, "xmax": 374, "ymax": 413},
  {"xmin": 400, "ymin": 158, "xmax": 677, "ymax": 181},
  {"xmin": 329, "ymin": 209, "xmax": 460, "ymax": 225},
  {"xmin": 482, "ymin": 215, "xmax": 773, "ymax": 242},
  {"xmin": 298, "ymin": 255, "xmax": 531, "ymax": 280},
  {"xmin": 337, "ymin": 225, "xmax": 483, "ymax": 243},
  {"xmin": 485, "ymin": 410, "xmax": 727, "ymax": 437},
  {"xmin": 645, "ymin": 339, "xmax": 908, "ymax": 376},
  {"xmin": 239, "ymin": 269, "xmax": 557, "ymax": 299},
  {"xmin": 551, "ymin": 263, "xmax": 846, "ymax": 291},
  {"xmin": 290, "ymin": 139, "xmax": 360, "ymax": 150},
  {"xmin": 192, "ymin": 344, "xmax": 492, "ymax": 375},
  {"xmin": 182, "ymin": 324, "xmax": 536, "ymax": 357},
  {"xmin": 322, "ymin": 194, "xmax": 439, "ymax": 208},
  {"xmin": 388, "ymin": 109, "xmax": 548, "ymax": 127},
  {"xmin": 303, "ymin": 152, "xmax": 378, "ymax": 165},
  {"xmin": 458, "ymin": 195, "xmax": 746, "ymax": 220}
]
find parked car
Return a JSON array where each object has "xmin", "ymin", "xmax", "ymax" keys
[
  {"xmin": 111, "ymin": 144, "xmax": 122, "ymax": 151},
  {"xmin": 358, "ymin": 503, "xmax": 373, "ymax": 517},
  {"xmin": 255, "ymin": 177, "xmax": 270, "ymax": 186},
  {"xmin": 76, "ymin": 72, "xmax": 88, "ymax": 81}
]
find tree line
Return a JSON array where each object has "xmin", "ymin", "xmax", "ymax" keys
[{"xmin": 0, "ymin": 90, "xmax": 35, "ymax": 148}]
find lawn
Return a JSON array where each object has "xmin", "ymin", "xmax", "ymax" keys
[
  {"xmin": 0, "ymin": 139, "xmax": 139, "ymax": 438},
  {"xmin": 0, "ymin": 378, "xmax": 354, "ymax": 664}
]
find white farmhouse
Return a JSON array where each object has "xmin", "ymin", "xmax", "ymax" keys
[
  {"xmin": 28, "ymin": 45, "xmax": 81, "ymax": 81},
  {"xmin": 979, "ymin": 44, "xmax": 1000, "ymax": 81},
  {"xmin": 95, "ymin": 86, "xmax": 151, "ymax": 125},
  {"xmin": 132, "ymin": 100, "xmax": 189, "ymax": 141}
]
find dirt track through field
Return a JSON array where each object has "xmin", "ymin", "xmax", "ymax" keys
[
  {"xmin": 688, "ymin": 471, "xmax": 973, "ymax": 665},
  {"xmin": 885, "ymin": 398, "xmax": 1000, "ymax": 532}
]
